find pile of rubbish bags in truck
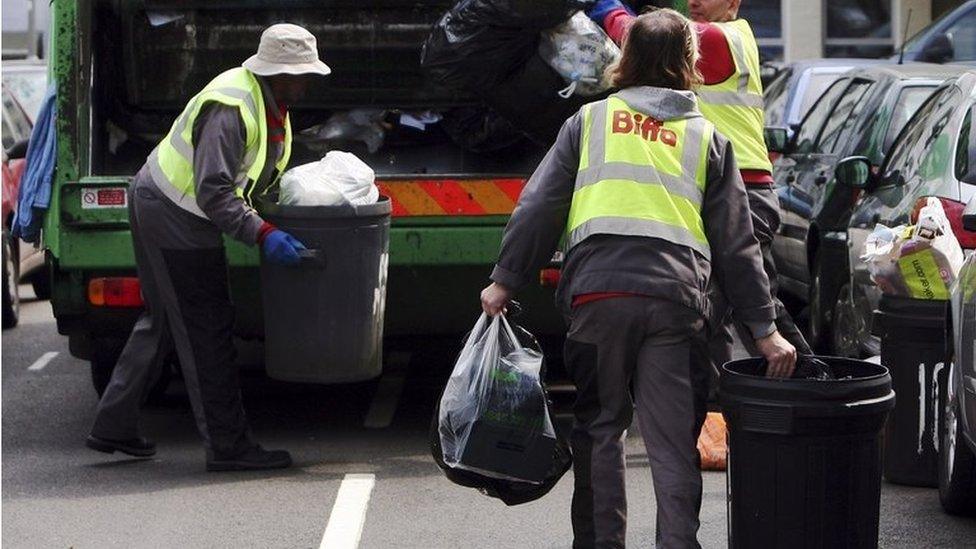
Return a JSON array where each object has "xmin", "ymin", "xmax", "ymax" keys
[
  {"xmin": 862, "ymin": 197, "xmax": 965, "ymax": 300},
  {"xmin": 281, "ymin": 0, "xmax": 621, "ymax": 206},
  {"xmin": 421, "ymin": 0, "xmax": 619, "ymax": 145}
]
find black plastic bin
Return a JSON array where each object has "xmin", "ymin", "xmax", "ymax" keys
[
  {"xmin": 872, "ymin": 295, "xmax": 949, "ymax": 487},
  {"xmin": 258, "ymin": 197, "xmax": 391, "ymax": 383},
  {"xmin": 721, "ymin": 357, "xmax": 894, "ymax": 549}
]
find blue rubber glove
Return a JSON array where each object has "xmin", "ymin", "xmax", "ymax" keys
[
  {"xmin": 262, "ymin": 230, "xmax": 306, "ymax": 266},
  {"xmin": 585, "ymin": 0, "xmax": 634, "ymax": 25}
]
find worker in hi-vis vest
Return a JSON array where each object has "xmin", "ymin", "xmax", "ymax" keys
[
  {"xmin": 588, "ymin": 0, "xmax": 813, "ymax": 408},
  {"xmin": 86, "ymin": 24, "xmax": 330, "ymax": 472},
  {"xmin": 480, "ymin": 11, "xmax": 796, "ymax": 548}
]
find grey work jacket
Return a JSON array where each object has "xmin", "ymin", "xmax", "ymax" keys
[{"xmin": 490, "ymin": 86, "xmax": 777, "ymax": 339}]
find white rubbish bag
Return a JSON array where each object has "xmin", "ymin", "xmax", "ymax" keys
[
  {"xmin": 540, "ymin": 12, "xmax": 621, "ymax": 98},
  {"xmin": 278, "ymin": 151, "xmax": 379, "ymax": 207}
]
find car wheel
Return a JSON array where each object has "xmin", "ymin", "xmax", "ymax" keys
[
  {"xmin": 831, "ymin": 283, "xmax": 861, "ymax": 358},
  {"xmin": 2, "ymin": 230, "xmax": 20, "ymax": 329},
  {"xmin": 808, "ymin": 254, "xmax": 837, "ymax": 353},
  {"xmin": 89, "ymin": 336, "xmax": 173, "ymax": 403},
  {"xmin": 939, "ymin": 385, "xmax": 976, "ymax": 516}
]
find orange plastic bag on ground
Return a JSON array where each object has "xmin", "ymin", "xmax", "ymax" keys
[{"xmin": 697, "ymin": 412, "xmax": 727, "ymax": 471}]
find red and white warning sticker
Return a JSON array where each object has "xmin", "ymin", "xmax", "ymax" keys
[{"xmin": 81, "ymin": 187, "xmax": 127, "ymax": 209}]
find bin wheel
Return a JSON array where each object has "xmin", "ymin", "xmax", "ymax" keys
[
  {"xmin": 939, "ymin": 385, "xmax": 976, "ymax": 516},
  {"xmin": 2, "ymin": 230, "xmax": 19, "ymax": 329},
  {"xmin": 90, "ymin": 337, "xmax": 173, "ymax": 403}
]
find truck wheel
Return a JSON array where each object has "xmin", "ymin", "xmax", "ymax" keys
[
  {"xmin": 89, "ymin": 336, "xmax": 174, "ymax": 403},
  {"xmin": 939, "ymin": 386, "xmax": 976, "ymax": 516},
  {"xmin": 2, "ymin": 230, "xmax": 19, "ymax": 329},
  {"xmin": 90, "ymin": 337, "xmax": 127, "ymax": 397},
  {"xmin": 31, "ymin": 271, "xmax": 51, "ymax": 300}
]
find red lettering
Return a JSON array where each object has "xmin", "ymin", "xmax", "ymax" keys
[
  {"xmin": 640, "ymin": 118, "xmax": 661, "ymax": 141},
  {"xmin": 661, "ymin": 130, "xmax": 678, "ymax": 147},
  {"xmin": 612, "ymin": 110, "xmax": 633, "ymax": 134}
]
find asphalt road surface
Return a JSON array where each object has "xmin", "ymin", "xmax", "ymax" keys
[{"xmin": 3, "ymin": 287, "xmax": 975, "ymax": 548}]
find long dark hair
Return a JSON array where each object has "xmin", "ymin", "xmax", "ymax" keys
[{"xmin": 607, "ymin": 8, "xmax": 702, "ymax": 91}]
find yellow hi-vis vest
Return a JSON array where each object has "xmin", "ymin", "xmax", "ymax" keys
[
  {"xmin": 565, "ymin": 95, "xmax": 715, "ymax": 259},
  {"xmin": 696, "ymin": 19, "xmax": 771, "ymax": 173},
  {"xmin": 148, "ymin": 67, "xmax": 292, "ymax": 217}
]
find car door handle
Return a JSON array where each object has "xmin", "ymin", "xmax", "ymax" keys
[
  {"xmin": 815, "ymin": 175, "xmax": 828, "ymax": 185},
  {"xmin": 786, "ymin": 174, "xmax": 796, "ymax": 183}
]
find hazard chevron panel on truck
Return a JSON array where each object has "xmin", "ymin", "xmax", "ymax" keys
[{"xmin": 377, "ymin": 179, "xmax": 527, "ymax": 217}]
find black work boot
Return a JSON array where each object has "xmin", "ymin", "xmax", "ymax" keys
[
  {"xmin": 206, "ymin": 445, "xmax": 293, "ymax": 472},
  {"xmin": 86, "ymin": 435, "xmax": 157, "ymax": 457}
]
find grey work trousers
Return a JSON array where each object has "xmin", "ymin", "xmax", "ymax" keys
[
  {"xmin": 563, "ymin": 297, "xmax": 707, "ymax": 549},
  {"xmin": 697, "ymin": 186, "xmax": 812, "ymax": 387},
  {"xmin": 90, "ymin": 174, "xmax": 254, "ymax": 459}
]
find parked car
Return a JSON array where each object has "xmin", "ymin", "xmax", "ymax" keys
[
  {"xmin": 940, "ymin": 194, "xmax": 976, "ymax": 516},
  {"xmin": 838, "ymin": 71, "xmax": 976, "ymax": 356},
  {"xmin": 1, "ymin": 83, "xmax": 47, "ymax": 329},
  {"xmin": 763, "ymin": 59, "xmax": 881, "ymax": 143},
  {"xmin": 765, "ymin": 64, "xmax": 965, "ymax": 353},
  {"xmin": 896, "ymin": 0, "xmax": 976, "ymax": 65}
]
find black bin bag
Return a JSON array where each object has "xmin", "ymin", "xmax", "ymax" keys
[{"xmin": 430, "ymin": 313, "xmax": 572, "ymax": 506}]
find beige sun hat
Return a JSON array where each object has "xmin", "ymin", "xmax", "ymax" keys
[{"xmin": 242, "ymin": 23, "xmax": 331, "ymax": 77}]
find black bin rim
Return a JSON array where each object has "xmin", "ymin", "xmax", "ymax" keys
[
  {"xmin": 256, "ymin": 195, "xmax": 392, "ymax": 219},
  {"xmin": 720, "ymin": 356, "xmax": 893, "ymax": 407}
]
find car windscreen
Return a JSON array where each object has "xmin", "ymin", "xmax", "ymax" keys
[
  {"xmin": 882, "ymin": 86, "xmax": 962, "ymax": 186},
  {"xmin": 884, "ymin": 85, "xmax": 938, "ymax": 153},
  {"xmin": 798, "ymin": 72, "xmax": 846, "ymax": 121}
]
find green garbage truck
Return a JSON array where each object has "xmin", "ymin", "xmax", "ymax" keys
[{"xmin": 45, "ymin": 0, "xmax": 566, "ymax": 394}]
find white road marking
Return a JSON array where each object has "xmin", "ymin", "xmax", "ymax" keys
[
  {"xmin": 319, "ymin": 473, "xmax": 376, "ymax": 549},
  {"xmin": 363, "ymin": 352, "xmax": 410, "ymax": 429},
  {"xmin": 27, "ymin": 352, "xmax": 59, "ymax": 372}
]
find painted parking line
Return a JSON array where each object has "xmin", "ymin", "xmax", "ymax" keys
[
  {"xmin": 363, "ymin": 352, "xmax": 410, "ymax": 429},
  {"xmin": 319, "ymin": 473, "xmax": 376, "ymax": 549},
  {"xmin": 27, "ymin": 352, "xmax": 59, "ymax": 372}
]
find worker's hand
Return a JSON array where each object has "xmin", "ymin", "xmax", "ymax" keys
[
  {"xmin": 262, "ymin": 230, "xmax": 306, "ymax": 266},
  {"xmin": 756, "ymin": 331, "xmax": 797, "ymax": 379},
  {"xmin": 480, "ymin": 282, "xmax": 513, "ymax": 317}
]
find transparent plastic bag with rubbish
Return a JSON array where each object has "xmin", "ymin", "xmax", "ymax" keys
[
  {"xmin": 278, "ymin": 151, "xmax": 378, "ymax": 207},
  {"xmin": 861, "ymin": 197, "xmax": 965, "ymax": 299},
  {"xmin": 438, "ymin": 313, "xmax": 559, "ymax": 484},
  {"xmin": 539, "ymin": 11, "xmax": 621, "ymax": 97}
]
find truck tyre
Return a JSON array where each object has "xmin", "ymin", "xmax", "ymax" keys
[
  {"xmin": 89, "ymin": 336, "xmax": 174, "ymax": 403},
  {"xmin": 2, "ymin": 230, "xmax": 20, "ymax": 329},
  {"xmin": 939, "ymin": 384, "xmax": 976, "ymax": 516},
  {"xmin": 31, "ymin": 270, "xmax": 51, "ymax": 300}
]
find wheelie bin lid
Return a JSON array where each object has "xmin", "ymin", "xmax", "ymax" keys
[{"xmin": 256, "ymin": 196, "xmax": 392, "ymax": 219}]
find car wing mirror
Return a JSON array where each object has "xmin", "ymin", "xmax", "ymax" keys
[
  {"xmin": 835, "ymin": 156, "xmax": 872, "ymax": 189},
  {"xmin": 764, "ymin": 126, "xmax": 790, "ymax": 154},
  {"xmin": 963, "ymin": 195, "xmax": 976, "ymax": 232},
  {"xmin": 920, "ymin": 32, "xmax": 954, "ymax": 63},
  {"xmin": 5, "ymin": 139, "xmax": 28, "ymax": 160}
]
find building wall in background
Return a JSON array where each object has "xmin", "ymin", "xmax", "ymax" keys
[{"xmin": 2, "ymin": 0, "xmax": 51, "ymax": 59}]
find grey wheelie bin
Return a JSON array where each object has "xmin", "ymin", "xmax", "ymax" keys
[
  {"xmin": 721, "ymin": 356, "xmax": 895, "ymax": 549},
  {"xmin": 258, "ymin": 197, "xmax": 391, "ymax": 383}
]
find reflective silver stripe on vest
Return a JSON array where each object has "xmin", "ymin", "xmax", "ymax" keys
[
  {"xmin": 147, "ymin": 149, "xmax": 209, "ymax": 218},
  {"xmin": 168, "ymin": 87, "xmax": 261, "ymax": 163},
  {"xmin": 723, "ymin": 28, "xmax": 750, "ymax": 94},
  {"xmin": 696, "ymin": 90, "xmax": 764, "ymax": 109},
  {"xmin": 586, "ymin": 100, "xmax": 609, "ymax": 167},
  {"xmin": 566, "ymin": 216, "xmax": 710, "ymax": 260},
  {"xmin": 575, "ymin": 163, "xmax": 703, "ymax": 204}
]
